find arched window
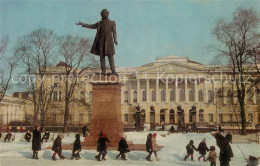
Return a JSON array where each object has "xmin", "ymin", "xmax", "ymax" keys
[
  {"xmin": 151, "ymin": 90, "xmax": 156, "ymax": 101},
  {"xmin": 227, "ymin": 90, "xmax": 233, "ymax": 104},
  {"xmin": 180, "ymin": 89, "xmax": 185, "ymax": 101},
  {"xmin": 80, "ymin": 91, "xmax": 85, "ymax": 100},
  {"xmin": 198, "ymin": 90, "xmax": 203, "ymax": 101},
  {"xmin": 217, "ymin": 89, "xmax": 224, "ymax": 104},
  {"xmin": 124, "ymin": 91, "xmax": 128, "ymax": 102},
  {"xmin": 170, "ymin": 90, "xmax": 175, "ymax": 101},
  {"xmin": 142, "ymin": 90, "xmax": 147, "ymax": 101},
  {"xmin": 161, "ymin": 90, "xmax": 166, "ymax": 101},
  {"xmin": 247, "ymin": 90, "xmax": 252, "ymax": 102},
  {"xmin": 133, "ymin": 91, "xmax": 137, "ymax": 103},
  {"xmin": 208, "ymin": 90, "xmax": 213, "ymax": 102},
  {"xmin": 189, "ymin": 90, "xmax": 195, "ymax": 101},
  {"xmin": 170, "ymin": 109, "xmax": 175, "ymax": 124},
  {"xmin": 199, "ymin": 109, "xmax": 204, "ymax": 122},
  {"xmin": 89, "ymin": 91, "xmax": 93, "ymax": 103}
]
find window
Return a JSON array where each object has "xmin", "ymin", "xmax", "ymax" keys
[
  {"xmin": 209, "ymin": 114, "xmax": 213, "ymax": 122},
  {"xmin": 161, "ymin": 90, "xmax": 166, "ymax": 101},
  {"xmin": 124, "ymin": 114, "xmax": 128, "ymax": 122},
  {"xmin": 227, "ymin": 90, "xmax": 233, "ymax": 104},
  {"xmin": 217, "ymin": 90, "xmax": 224, "ymax": 104},
  {"xmin": 52, "ymin": 113, "xmax": 56, "ymax": 120},
  {"xmin": 142, "ymin": 90, "xmax": 146, "ymax": 101},
  {"xmin": 53, "ymin": 83, "xmax": 59, "ymax": 88},
  {"xmin": 199, "ymin": 109, "xmax": 204, "ymax": 122},
  {"xmin": 59, "ymin": 91, "xmax": 61, "ymax": 101},
  {"xmin": 189, "ymin": 90, "xmax": 195, "ymax": 101},
  {"xmin": 151, "ymin": 90, "xmax": 156, "ymax": 101},
  {"xmin": 219, "ymin": 114, "xmax": 223, "ymax": 123},
  {"xmin": 247, "ymin": 90, "xmax": 252, "ymax": 102},
  {"xmin": 248, "ymin": 113, "xmax": 252, "ymax": 122},
  {"xmin": 79, "ymin": 114, "xmax": 83, "ymax": 122},
  {"xmin": 180, "ymin": 89, "xmax": 185, "ymax": 101},
  {"xmin": 228, "ymin": 114, "xmax": 232, "ymax": 121},
  {"xmin": 198, "ymin": 90, "xmax": 203, "ymax": 101},
  {"xmin": 170, "ymin": 90, "xmax": 175, "ymax": 101},
  {"xmin": 208, "ymin": 90, "xmax": 213, "ymax": 102},
  {"xmin": 89, "ymin": 91, "xmax": 93, "ymax": 103},
  {"xmin": 124, "ymin": 91, "xmax": 128, "ymax": 102},
  {"xmin": 133, "ymin": 91, "xmax": 137, "ymax": 102},
  {"xmin": 53, "ymin": 91, "xmax": 58, "ymax": 102},
  {"xmin": 257, "ymin": 89, "xmax": 260, "ymax": 105},
  {"xmin": 80, "ymin": 91, "xmax": 85, "ymax": 100}
]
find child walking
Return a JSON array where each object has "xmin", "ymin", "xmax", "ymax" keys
[
  {"xmin": 207, "ymin": 146, "xmax": 217, "ymax": 166},
  {"xmin": 52, "ymin": 134, "xmax": 66, "ymax": 160},
  {"xmin": 184, "ymin": 140, "xmax": 198, "ymax": 161},
  {"xmin": 71, "ymin": 134, "xmax": 82, "ymax": 160}
]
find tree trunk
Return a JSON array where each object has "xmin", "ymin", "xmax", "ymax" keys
[
  {"xmin": 63, "ymin": 102, "xmax": 69, "ymax": 133},
  {"xmin": 239, "ymin": 101, "xmax": 247, "ymax": 135}
]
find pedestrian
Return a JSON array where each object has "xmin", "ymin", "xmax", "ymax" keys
[
  {"xmin": 41, "ymin": 130, "xmax": 50, "ymax": 143},
  {"xmin": 52, "ymin": 134, "xmax": 66, "ymax": 160},
  {"xmin": 152, "ymin": 133, "xmax": 159, "ymax": 161},
  {"xmin": 169, "ymin": 126, "xmax": 175, "ymax": 133},
  {"xmin": 71, "ymin": 133, "xmax": 81, "ymax": 160},
  {"xmin": 82, "ymin": 125, "xmax": 88, "ymax": 138},
  {"xmin": 32, "ymin": 125, "xmax": 41, "ymax": 159},
  {"xmin": 95, "ymin": 132, "xmax": 110, "ymax": 161},
  {"xmin": 0, "ymin": 132, "xmax": 2, "ymax": 139},
  {"xmin": 25, "ymin": 130, "xmax": 32, "ymax": 142},
  {"xmin": 207, "ymin": 146, "xmax": 217, "ymax": 166},
  {"xmin": 184, "ymin": 140, "xmax": 198, "ymax": 161},
  {"xmin": 4, "ymin": 131, "xmax": 12, "ymax": 142},
  {"xmin": 197, "ymin": 138, "xmax": 209, "ymax": 162},
  {"xmin": 145, "ymin": 133, "xmax": 153, "ymax": 161},
  {"xmin": 225, "ymin": 131, "xmax": 232, "ymax": 143},
  {"xmin": 116, "ymin": 135, "xmax": 129, "ymax": 160},
  {"xmin": 212, "ymin": 132, "xmax": 234, "ymax": 166}
]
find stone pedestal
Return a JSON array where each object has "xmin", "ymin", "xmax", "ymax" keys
[{"xmin": 85, "ymin": 75, "xmax": 123, "ymax": 147}]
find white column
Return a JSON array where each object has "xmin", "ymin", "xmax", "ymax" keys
[
  {"xmin": 128, "ymin": 82, "xmax": 132, "ymax": 104},
  {"xmin": 253, "ymin": 87, "xmax": 257, "ymax": 105},
  {"xmin": 156, "ymin": 78, "xmax": 159, "ymax": 103},
  {"xmin": 146, "ymin": 79, "xmax": 150, "ymax": 103},
  {"xmin": 195, "ymin": 79, "xmax": 198, "ymax": 103},
  {"xmin": 213, "ymin": 81, "xmax": 216, "ymax": 104},
  {"xmin": 175, "ymin": 79, "xmax": 178, "ymax": 104},
  {"xmin": 185, "ymin": 76, "xmax": 188, "ymax": 103},
  {"xmin": 166, "ymin": 78, "xmax": 169, "ymax": 103},
  {"xmin": 137, "ymin": 79, "xmax": 140, "ymax": 104},
  {"xmin": 204, "ymin": 80, "xmax": 208, "ymax": 103}
]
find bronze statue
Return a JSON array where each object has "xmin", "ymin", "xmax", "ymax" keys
[{"xmin": 76, "ymin": 9, "xmax": 118, "ymax": 75}]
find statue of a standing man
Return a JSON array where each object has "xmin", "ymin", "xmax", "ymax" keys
[{"xmin": 76, "ymin": 9, "xmax": 118, "ymax": 75}]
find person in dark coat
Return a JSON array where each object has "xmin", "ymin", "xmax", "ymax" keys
[
  {"xmin": 41, "ymin": 130, "xmax": 50, "ymax": 143},
  {"xmin": 169, "ymin": 126, "xmax": 175, "ymax": 133},
  {"xmin": 184, "ymin": 140, "xmax": 198, "ymax": 161},
  {"xmin": 76, "ymin": 9, "xmax": 118, "ymax": 75},
  {"xmin": 116, "ymin": 135, "xmax": 129, "ymax": 160},
  {"xmin": 197, "ymin": 138, "xmax": 209, "ymax": 162},
  {"xmin": 24, "ymin": 130, "xmax": 32, "ymax": 142},
  {"xmin": 32, "ymin": 125, "xmax": 41, "ymax": 159},
  {"xmin": 52, "ymin": 134, "xmax": 66, "ymax": 160},
  {"xmin": 212, "ymin": 132, "xmax": 234, "ymax": 166},
  {"xmin": 82, "ymin": 125, "xmax": 88, "ymax": 138},
  {"xmin": 225, "ymin": 131, "xmax": 232, "ymax": 143},
  {"xmin": 71, "ymin": 133, "xmax": 82, "ymax": 160},
  {"xmin": 95, "ymin": 132, "xmax": 110, "ymax": 161},
  {"xmin": 145, "ymin": 133, "xmax": 153, "ymax": 161},
  {"xmin": 0, "ymin": 132, "xmax": 2, "ymax": 139},
  {"xmin": 4, "ymin": 131, "xmax": 12, "ymax": 142}
]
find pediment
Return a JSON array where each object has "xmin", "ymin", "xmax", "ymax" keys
[{"xmin": 137, "ymin": 62, "xmax": 205, "ymax": 73}]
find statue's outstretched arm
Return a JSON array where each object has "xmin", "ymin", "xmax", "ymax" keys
[{"xmin": 76, "ymin": 21, "xmax": 97, "ymax": 29}]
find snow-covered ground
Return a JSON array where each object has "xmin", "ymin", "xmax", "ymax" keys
[{"xmin": 0, "ymin": 132, "xmax": 259, "ymax": 166}]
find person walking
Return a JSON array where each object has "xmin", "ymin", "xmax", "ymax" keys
[
  {"xmin": 207, "ymin": 146, "xmax": 217, "ymax": 166},
  {"xmin": 152, "ymin": 133, "xmax": 159, "ymax": 161},
  {"xmin": 71, "ymin": 133, "xmax": 82, "ymax": 160},
  {"xmin": 212, "ymin": 132, "xmax": 234, "ymax": 166},
  {"xmin": 197, "ymin": 138, "xmax": 209, "ymax": 162},
  {"xmin": 184, "ymin": 140, "xmax": 198, "ymax": 161},
  {"xmin": 116, "ymin": 135, "xmax": 129, "ymax": 160},
  {"xmin": 145, "ymin": 133, "xmax": 153, "ymax": 161},
  {"xmin": 52, "ymin": 134, "xmax": 66, "ymax": 160},
  {"xmin": 95, "ymin": 132, "xmax": 110, "ymax": 161},
  {"xmin": 32, "ymin": 125, "xmax": 41, "ymax": 159}
]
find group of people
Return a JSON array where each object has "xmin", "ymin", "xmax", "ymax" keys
[
  {"xmin": 0, "ymin": 131, "xmax": 13, "ymax": 142},
  {"xmin": 183, "ymin": 131, "xmax": 234, "ymax": 166},
  {"xmin": 145, "ymin": 133, "xmax": 159, "ymax": 161}
]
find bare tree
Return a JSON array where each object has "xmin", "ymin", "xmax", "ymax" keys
[
  {"xmin": 0, "ymin": 36, "xmax": 17, "ymax": 102},
  {"xmin": 57, "ymin": 35, "xmax": 97, "ymax": 133},
  {"xmin": 15, "ymin": 28, "xmax": 57, "ymax": 126},
  {"xmin": 214, "ymin": 7, "xmax": 260, "ymax": 134}
]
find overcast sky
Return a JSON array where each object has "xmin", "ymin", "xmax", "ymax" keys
[{"xmin": 0, "ymin": 0, "xmax": 259, "ymax": 67}]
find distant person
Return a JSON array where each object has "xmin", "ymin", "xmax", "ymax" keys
[
  {"xmin": 116, "ymin": 135, "xmax": 129, "ymax": 160},
  {"xmin": 145, "ymin": 133, "xmax": 153, "ymax": 161},
  {"xmin": 25, "ymin": 130, "xmax": 32, "ymax": 142},
  {"xmin": 0, "ymin": 132, "xmax": 2, "ymax": 139},
  {"xmin": 52, "ymin": 134, "xmax": 66, "ymax": 160},
  {"xmin": 71, "ymin": 133, "xmax": 82, "ymax": 160},
  {"xmin": 41, "ymin": 130, "xmax": 50, "ymax": 143},
  {"xmin": 184, "ymin": 140, "xmax": 198, "ymax": 161},
  {"xmin": 95, "ymin": 132, "xmax": 110, "ymax": 161},
  {"xmin": 152, "ymin": 133, "xmax": 159, "ymax": 161},
  {"xmin": 225, "ymin": 131, "xmax": 232, "ymax": 143},
  {"xmin": 169, "ymin": 126, "xmax": 175, "ymax": 133},
  {"xmin": 82, "ymin": 125, "xmax": 88, "ymax": 137},
  {"xmin": 218, "ymin": 125, "xmax": 222, "ymax": 132},
  {"xmin": 207, "ymin": 146, "xmax": 217, "ymax": 166},
  {"xmin": 4, "ymin": 131, "xmax": 12, "ymax": 142},
  {"xmin": 197, "ymin": 138, "xmax": 209, "ymax": 162},
  {"xmin": 212, "ymin": 132, "xmax": 234, "ymax": 166},
  {"xmin": 32, "ymin": 125, "xmax": 41, "ymax": 159},
  {"xmin": 162, "ymin": 124, "xmax": 165, "ymax": 131}
]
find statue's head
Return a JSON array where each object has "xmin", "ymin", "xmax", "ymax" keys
[{"xmin": 101, "ymin": 9, "xmax": 109, "ymax": 19}]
